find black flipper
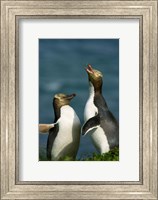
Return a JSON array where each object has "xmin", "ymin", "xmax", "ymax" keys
[{"xmin": 82, "ymin": 114, "xmax": 100, "ymax": 136}]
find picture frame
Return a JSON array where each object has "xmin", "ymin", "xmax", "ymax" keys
[{"xmin": 0, "ymin": 0, "xmax": 157, "ymax": 199}]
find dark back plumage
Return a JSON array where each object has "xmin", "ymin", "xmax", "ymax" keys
[{"xmin": 94, "ymin": 93, "xmax": 119, "ymax": 149}]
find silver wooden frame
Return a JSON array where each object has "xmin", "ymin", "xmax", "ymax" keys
[{"xmin": 0, "ymin": 0, "xmax": 157, "ymax": 199}]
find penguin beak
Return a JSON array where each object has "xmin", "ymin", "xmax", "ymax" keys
[
  {"xmin": 65, "ymin": 93, "xmax": 76, "ymax": 100},
  {"xmin": 85, "ymin": 64, "xmax": 94, "ymax": 74}
]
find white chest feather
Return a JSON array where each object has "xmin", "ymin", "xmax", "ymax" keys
[
  {"xmin": 84, "ymin": 83, "xmax": 98, "ymax": 121},
  {"xmin": 90, "ymin": 127, "xmax": 110, "ymax": 154},
  {"xmin": 59, "ymin": 105, "xmax": 80, "ymax": 129},
  {"xmin": 51, "ymin": 105, "xmax": 81, "ymax": 160}
]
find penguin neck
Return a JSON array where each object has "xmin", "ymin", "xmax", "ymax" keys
[
  {"xmin": 53, "ymin": 103, "xmax": 61, "ymax": 123},
  {"xmin": 54, "ymin": 105, "xmax": 73, "ymax": 122},
  {"xmin": 89, "ymin": 82, "xmax": 102, "ymax": 98}
]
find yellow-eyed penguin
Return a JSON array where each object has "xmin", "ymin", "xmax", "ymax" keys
[
  {"xmin": 47, "ymin": 93, "xmax": 81, "ymax": 160},
  {"xmin": 82, "ymin": 64, "xmax": 119, "ymax": 154}
]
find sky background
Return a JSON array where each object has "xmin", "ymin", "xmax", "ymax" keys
[{"xmin": 39, "ymin": 39, "xmax": 119, "ymax": 159}]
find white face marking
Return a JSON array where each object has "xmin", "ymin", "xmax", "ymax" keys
[{"xmin": 84, "ymin": 82, "xmax": 98, "ymax": 121}]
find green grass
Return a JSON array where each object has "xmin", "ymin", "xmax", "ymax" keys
[
  {"xmin": 39, "ymin": 147, "xmax": 119, "ymax": 161},
  {"xmin": 79, "ymin": 147, "xmax": 119, "ymax": 161}
]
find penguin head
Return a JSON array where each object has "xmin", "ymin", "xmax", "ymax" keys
[
  {"xmin": 53, "ymin": 93, "xmax": 76, "ymax": 108},
  {"xmin": 86, "ymin": 64, "xmax": 103, "ymax": 92}
]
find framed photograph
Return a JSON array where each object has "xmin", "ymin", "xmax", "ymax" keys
[
  {"xmin": 38, "ymin": 38, "xmax": 119, "ymax": 162},
  {"xmin": 1, "ymin": 0, "xmax": 157, "ymax": 199}
]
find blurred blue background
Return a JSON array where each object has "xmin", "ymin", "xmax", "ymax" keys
[{"xmin": 39, "ymin": 39, "xmax": 119, "ymax": 160}]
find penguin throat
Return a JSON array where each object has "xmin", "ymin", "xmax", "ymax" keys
[
  {"xmin": 53, "ymin": 103, "xmax": 61, "ymax": 123},
  {"xmin": 89, "ymin": 82, "xmax": 102, "ymax": 96},
  {"xmin": 89, "ymin": 82, "xmax": 95, "ymax": 97}
]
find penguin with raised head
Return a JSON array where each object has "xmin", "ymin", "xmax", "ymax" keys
[
  {"xmin": 82, "ymin": 64, "xmax": 119, "ymax": 154},
  {"xmin": 46, "ymin": 93, "xmax": 81, "ymax": 161}
]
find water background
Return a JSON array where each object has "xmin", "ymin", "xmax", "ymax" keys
[{"xmin": 39, "ymin": 39, "xmax": 119, "ymax": 159}]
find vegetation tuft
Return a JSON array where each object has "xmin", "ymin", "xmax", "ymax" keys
[
  {"xmin": 79, "ymin": 147, "xmax": 119, "ymax": 161},
  {"xmin": 39, "ymin": 147, "xmax": 119, "ymax": 161}
]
